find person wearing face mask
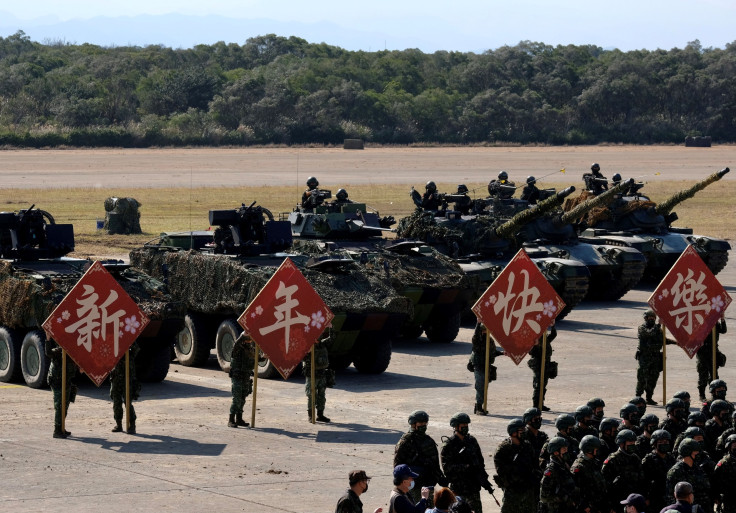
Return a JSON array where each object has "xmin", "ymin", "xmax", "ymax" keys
[
  {"xmin": 539, "ymin": 436, "xmax": 579, "ymax": 512},
  {"xmin": 695, "ymin": 317, "xmax": 727, "ymax": 402},
  {"xmin": 666, "ymin": 440, "xmax": 712, "ymax": 512},
  {"xmin": 673, "ymin": 391, "xmax": 691, "ymax": 412},
  {"xmin": 588, "ymin": 397, "xmax": 606, "ymax": 431},
  {"xmin": 599, "ymin": 417, "xmax": 621, "ymax": 462},
  {"xmin": 335, "ymin": 470, "xmax": 383, "ymax": 513},
  {"xmin": 441, "ymin": 413, "xmax": 493, "ymax": 513},
  {"xmin": 704, "ymin": 400, "xmax": 731, "ymax": 455},
  {"xmin": 714, "ymin": 434, "xmax": 736, "ymax": 512},
  {"xmin": 620, "ymin": 404, "xmax": 643, "ymax": 436},
  {"xmin": 714, "ymin": 410, "xmax": 736, "ymax": 461},
  {"xmin": 393, "ymin": 410, "xmax": 447, "ymax": 508},
  {"xmin": 571, "ymin": 435, "xmax": 610, "ymax": 513},
  {"xmin": 493, "ymin": 419, "xmax": 540, "ymax": 512},
  {"xmin": 571, "ymin": 405, "xmax": 598, "ymax": 442},
  {"xmin": 636, "ymin": 413, "xmax": 661, "ymax": 458},
  {"xmin": 521, "ymin": 407, "xmax": 549, "ymax": 458},
  {"xmin": 642, "ymin": 429, "xmax": 676, "ymax": 513},
  {"xmin": 636, "ymin": 310, "xmax": 674, "ymax": 406},
  {"xmin": 540, "ymin": 414, "xmax": 579, "ymax": 469},
  {"xmin": 660, "ymin": 399, "xmax": 688, "ymax": 441},
  {"xmin": 602, "ymin": 429, "xmax": 645, "ymax": 505},
  {"xmin": 389, "ymin": 464, "xmax": 430, "ymax": 513},
  {"xmin": 701, "ymin": 380, "xmax": 729, "ymax": 419}
]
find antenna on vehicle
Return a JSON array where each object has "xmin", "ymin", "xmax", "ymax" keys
[{"xmin": 189, "ymin": 166, "xmax": 193, "ymax": 250}]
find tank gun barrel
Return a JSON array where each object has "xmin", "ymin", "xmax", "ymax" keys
[
  {"xmin": 559, "ymin": 178, "xmax": 634, "ymax": 226},
  {"xmin": 654, "ymin": 167, "xmax": 730, "ymax": 215},
  {"xmin": 494, "ymin": 186, "xmax": 575, "ymax": 239}
]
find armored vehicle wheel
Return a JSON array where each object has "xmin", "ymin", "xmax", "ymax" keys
[
  {"xmin": 175, "ymin": 313, "xmax": 213, "ymax": 367},
  {"xmin": 0, "ymin": 327, "xmax": 23, "ymax": 382},
  {"xmin": 257, "ymin": 349, "xmax": 280, "ymax": 379},
  {"xmin": 353, "ymin": 338, "xmax": 392, "ymax": 374},
  {"xmin": 329, "ymin": 354, "xmax": 353, "ymax": 370},
  {"xmin": 136, "ymin": 342, "xmax": 171, "ymax": 383},
  {"xmin": 20, "ymin": 330, "xmax": 50, "ymax": 389},
  {"xmin": 215, "ymin": 319, "xmax": 242, "ymax": 373},
  {"xmin": 424, "ymin": 312, "xmax": 461, "ymax": 343},
  {"xmin": 399, "ymin": 324, "xmax": 424, "ymax": 340}
]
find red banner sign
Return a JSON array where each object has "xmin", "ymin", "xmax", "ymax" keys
[
  {"xmin": 42, "ymin": 261, "xmax": 150, "ymax": 386},
  {"xmin": 648, "ymin": 245, "xmax": 732, "ymax": 358},
  {"xmin": 472, "ymin": 249, "xmax": 565, "ymax": 365},
  {"xmin": 239, "ymin": 258, "xmax": 334, "ymax": 379}
]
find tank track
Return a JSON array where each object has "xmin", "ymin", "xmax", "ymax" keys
[
  {"xmin": 556, "ymin": 275, "xmax": 589, "ymax": 320},
  {"xmin": 701, "ymin": 249, "xmax": 729, "ymax": 276},
  {"xmin": 591, "ymin": 258, "xmax": 646, "ymax": 301}
]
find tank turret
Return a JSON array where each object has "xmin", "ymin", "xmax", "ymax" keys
[
  {"xmin": 557, "ymin": 178, "xmax": 636, "ymax": 227},
  {"xmin": 495, "ymin": 186, "xmax": 576, "ymax": 239},
  {"xmin": 655, "ymin": 167, "xmax": 729, "ymax": 215}
]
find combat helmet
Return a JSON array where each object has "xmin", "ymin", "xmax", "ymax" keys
[
  {"xmin": 674, "ymin": 390, "xmax": 691, "ymax": 408},
  {"xmin": 710, "ymin": 379, "xmax": 728, "ymax": 398},
  {"xmin": 408, "ymin": 410, "xmax": 429, "ymax": 425},
  {"xmin": 615, "ymin": 429, "xmax": 637, "ymax": 445},
  {"xmin": 523, "ymin": 407, "xmax": 542, "ymax": 424},
  {"xmin": 620, "ymin": 403, "xmax": 640, "ymax": 422},
  {"xmin": 555, "ymin": 414, "xmax": 576, "ymax": 432},
  {"xmin": 678, "ymin": 438, "xmax": 700, "ymax": 458},
  {"xmin": 498, "ymin": 171, "xmax": 509, "ymax": 181},
  {"xmin": 630, "ymin": 396, "xmax": 647, "ymax": 415},
  {"xmin": 665, "ymin": 398, "xmax": 686, "ymax": 414},
  {"xmin": 450, "ymin": 412, "xmax": 471, "ymax": 427},
  {"xmin": 726, "ymin": 433, "xmax": 736, "ymax": 450},
  {"xmin": 579, "ymin": 434, "xmax": 602, "ymax": 454},
  {"xmin": 710, "ymin": 399, "xmax": 731, "ymax": 417},
  {"xmin": 651, "ymin": 429, "xmax": 672, "ymax": 442},
  {"xmin": 683, "ymin": 426, "xmax": 705, "ymax": 440},
  {"xmin": 526, "ymin": 176, "xmax": 535, "ymax": 185},
  {"xmin": 599, "ymin": 417, "xmax": 620, "ymax": 435},
  {"xmin": 548, "ymin": 436, "xmax": 569, "ymax": 455},
  {"xmin": 612, "ymin": 173, "xmax": 622, "ymax": 183},
  {"xmin": 640, "ymin": 413, "xmax": 660, "ymax": 430},
  {"xmin": 575, "ymin": 405, "xmax": 594, "ymax": 422},
  {"xmin": 643, "ymin": 309, "xmax": 655, "ymax": 319},
  {"xmin": 687, "ymin": 411, "xmax": 706, "ymax": 426},
  {"xmin": 457, "ymin": 184, "xmax": 468, "ymax": 194},
  {"xmin": 591, "ymin": 163, "xmax": 601, "ymax": 173},
  {"xmin": 588, "ymin": 397, "xmax": 606, "ymax": 409},
  {"xmin": 306, "ymin": 176, "xmax": 319, "ymax": 189},
  {"xmin": 426, "ymin": 181, "xmax": 437, "ymax": 193},
  {"xmin": 336, "ymin": 188, "xmax": 348, "ymax": 201},
  {"xmin": 507, "ymin": 419, "xmax": 526, "ymax": 436}
]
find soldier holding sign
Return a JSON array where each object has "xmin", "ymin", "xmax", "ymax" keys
[
  {"xmin": 46, "ymin": 339, "xmax": 78, "ymax": 439},
  {"xmin": 110, "ymin": 341, "xmax": 140, "ymax": 434},
  {"xmin": 303, "ymin": 334, "xmax": 334, "ymax": 423},
  {"xmin": 468, "ymin": 323, "xmax": 496, "ymax": 416},
  {"xmin": 529, "ymin": 324, "xmax": 557, "ymax": 411},
  {"xmin": 696, "ymin": 317, "xmax": 727, "ymax": 401},
  {"xmin": 228, "ymin": 332, "xmax": 255, "ymax": 428}
]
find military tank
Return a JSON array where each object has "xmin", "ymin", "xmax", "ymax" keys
[
  {"xmin": 397, "ymin": 187, "xmax": 591, "ymax": 317},
  {"xmin": 130, "ymin": 202, "xmax": 412, "ymax": 377},
  {"xmin": 286, "ymin": 195, "xmax": 479, "ymax": 343},
  {"xmin": 570, "ymin": 168, "xmax": 731, "ymax": 281},
  {"xmin": 0, "ymin": 206, "xmax": 185, "ymax": 388}
]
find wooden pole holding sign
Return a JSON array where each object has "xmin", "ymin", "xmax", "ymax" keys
[
  {"xmin": 310, "ymin": 346, "xmax": 316, "ymax": 424},
  {"xmin": 125, "ymin": 350, "xmax": 130, "ymax": 432},
  {"xmin": 251, "ymin": 343, "xmax": 259, "ymax": 428},
  {"xmin": 538, "ymin": 332, "xmax": 547, "ymax": 412},
  {"xmin": 61, "ymin": 349, "xmax": 67, "ymax": 435},
  {"xmin": 712, "ymin": 327, "xmax": 718, "ymax": 380},
  {"xmin": 662, "ymin": 325, "xmax": 667, "ymax": 405},
  {"xmin": 483, "ymin": 329, "xmax": 490, "ymax": 412}
]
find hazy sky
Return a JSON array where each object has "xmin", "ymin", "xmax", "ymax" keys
[{"xmin": 1, "ymin": 0, "xmax": 734, "ymax": 52}]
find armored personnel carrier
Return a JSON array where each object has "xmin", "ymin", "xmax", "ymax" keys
[
  {"xmin": 287, "ymin": 197, "xmax": 479, "ymax": 343},
  {"xmin": 569, "ymin": 168, "xmax": 731, "ymax": 281},
  {"xmin": 131, "ymin": 202, "xmax": 412, "ymax": 377},
  {"xmin": 397, "ymin": 187, "xmax": 591, "ymax": 317},
  {"xmin": 0, "ymin": 206, "xmax": 185, "ymax": 388}
]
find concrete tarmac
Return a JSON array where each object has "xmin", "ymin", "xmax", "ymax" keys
[{"xmin": 2, "ymin": 257, "xmax": 734, "ymax": 513}]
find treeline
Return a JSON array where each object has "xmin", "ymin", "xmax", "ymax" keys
[{"xmin": 1, "ymin": 30, "xmax": 735, "ymax": 147}]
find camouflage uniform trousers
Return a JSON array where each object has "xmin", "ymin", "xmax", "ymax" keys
[
  {"xmin": 230, "ymin": 376, "xmax": 253, "ymax": 416},
  {"xmin": 501, "ymin": 487, "xmax": 536, "ymax": 513},
  {"xmin": 696, "ymin": 348, "xmax": 725, "ymax": 395},
  {"xmin": 305, "ymin": 370, "xmax": 329, "ymax": 411},
  {"xmin": 52, "ymin": 385, "xmax": 73, "ymax": 429},
  {"xmin": 452, "ymin": 489, "xmax": 482, "ymax": 513},
  {"xmin": 636, "ymin": 350, "xmax": 662, "ymax": 397},
  {"xmin": 473, "ymin": 363, "xmax": 495, "ymax": 405},
  {"xmin": 110, "ymin": 378, "xmax": 136, "ymax": 424}
]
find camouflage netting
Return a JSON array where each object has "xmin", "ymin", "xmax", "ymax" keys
[
  {"xmin": 129, "ymin": 247, "xmax": 413, "ymax": 316},
  {"xmin": 563, "ymin": 191, "xmax": 657, "ymax": 226},
  {"xmin": 397, "ymin": 210, "xmax": 503, "ymax": 257},
  {"xmin": 0, "ymin": 260, "xmax": 178, "ymax": 330},
  {"xmin": 104, "ymin": 197, "xmax": 142, "ymax": 235}
]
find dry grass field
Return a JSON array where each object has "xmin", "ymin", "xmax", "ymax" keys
[{"xmin": 1, "ymin": 146, "xmax": 733, "ymax": 258}]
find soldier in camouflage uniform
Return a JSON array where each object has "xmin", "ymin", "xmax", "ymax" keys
[
  {"xmin": 636, "ymin": 309, "xmax": 671, "ymax": 405},
  {"xmin": 493, "ymin": 419, "xmax": 539, "ymax": 513},
  {"xmin": 695, "ymin": 317, "xmax": 727, "ymax": 401},
  {"xmin": 701, "ymin": 379, "xmax": 728, "ymax": 419},
  {"xmin": 394, "ymin": 410, "xmax": 446, "ymax": 507},
  {"xmin": 46, "ymin": 339, "xmax": 78, "ymax": 439},
  {"xmin": 539, "ymin": 436, "xmax": 578, "ymax": 512},
  {"xmin": 642, "ymin": 429, "xmax": 677, "ymax": 513},
  {"xmin": 601, "ymin": 429, "xmax": 645, "ymax": 505},
  {"xmin": 619, "ymin": 403, "xmax": 642, "ymax": 435},
  {"xmin": 714, "ymin": 434, "xmax": 736, "ymax": 513},
  {"xmin": 714, "ymin": 410, "xmax": 736, "ymax": 461},
  {"xmin": 660, "ymin": 398, "xmax": 689, "ymax": 441},
  {"xmin": 571, "ymin": 405, "xmax": 597, "ymax": 442},
  {"xmin": 587, "ymin": 397, "xmax": 606, "ymax": 431},
  {"xmin": 704, "ymin": 400, "xmax": 731, "ymax": 455},
  {"xmin": 110, "ymin": 341, "xmax": 140, "ymax": 434},
  {"xmin": 441, "ymin": 412, "xmax": 493, "ymax": 513},
  {"xmin": 598, "ymin": 417, "xmax": 620, "ymax": 462},
  {"xmin": 571, "ymin": 435, "xmax": 610, "ymax": 513},
  {"xmin": 528, "ymin": 324, "xmax": 557, "ymax": 411},
  {"xmin": 228, "ymin": 332, "xmax": 255, "ymax": 428},
  {"xmin": 583, "ymin": 163, "xmax": 608, "ymax": 195},
  {"xmin": 303, "ymin": 335, "xmax": 335, "ymax": 423},
  {"xmin": 666, "ymin": 439, "xmax": 712, "ymax": 512},
  {"xmin": 468, "ymin": 323, "xmax": 497, "ymax": 415},
  {"xmin": 540, "ymin": 414, "xmax": 579, "ymax": 469},
  {"xmin": 630, "ymin": 396, "xmax": 648, "ymax": 418},
  {"xmin": 674, "ymin": 390, "xmax": 692, "ymax": 411},
  {"xmin": 636, "ymin": 413, "xmax": 660, "ymax": 458},
  {"xmin": 521, "ymin": 407, "xmax": 549, "ymax": 458}
]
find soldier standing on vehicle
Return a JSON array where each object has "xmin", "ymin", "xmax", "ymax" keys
[
  {"xmin": 302, "ymin": 176, "xmax": 325, "ymax": 209},
  {"xmin": 636, "ymin": 309, "xmax": 673, "ymax": 405},
  {"xmin": 452, "ymin": 184, "xmax": 473, "ymax": 215},
  {"xmin": 303, "ymin": 334, "xmax": 335, "ymax": 423},
  {"xmin": 583, "ymin": 163, "xmax": 608, "ymax": 195},
  {"xmin": 539, "ymin": 436, "xmax": 578, "ymax": 512},
  {"xmin": 487, "ymin": 171, "xmax": 516, "ymax": 200},
  {"xmin": 441, "ymin": 412, "xmax": 493, "ymax": 513},
  {"xmin": 46, "ymin": 339, "xmax": 78, "ymax": 439},
  {"xmin": 571, "ymin": 435, "xmax": 610, "ymax": 513},
  {"xmin": 228, "ymin": 332, "xmax": 255, "ymax": 428},
  {"xmin": 520, "ymin": 176, "xmax": 541, "ymax": 204},
  {"xmin": 110, "ymin": 340, "xmax": 140, "ymax": 434},
  {"xmin": 529, "ymin": 323, "xmax": 557, "ymax": 411},
  {"xmin": 493, "ymin": 419, "xmax": 540, "ymax": 513},
  {"xmin": 421, "ymin": 181, "xmax": 443, "ymax": 211},
  {"xmin": 642, "ymin": 429, "xmax": 677, "ymax": 513},
  {"xmin": 394, "ymin": 410, "xmax": 446, "ymax": 508},
  {"xmin": 696, "ymin": 316, "xmax": 727, "ymax": 401},
  {"xmin": 468, "ymin": 323, "xmax": 497, "ymax": 416}
]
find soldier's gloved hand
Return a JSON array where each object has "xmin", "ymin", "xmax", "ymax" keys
[
  {"xmin": 494, "ymin": 347, "xmax": 505, "ymax": 357},
  {"xmin": 466, "ymin": 360, "xmax": 474, "ymax": 372}
]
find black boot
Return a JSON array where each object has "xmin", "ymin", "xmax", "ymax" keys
[
  {"xmin": 228, "ymin": 414, "xmax": 237, "ymax": 428},
  {"xmin": 112, "ymin": 421, "xmax": 123, "ymax": 433},
  {"xmin": 646, "ymin": 393, "xmax": 658, "ymax": 405},
  {"xmin": 316, "ymin": 410, "xmax": 331, "ymax": 423},
  {"xmin": 127, "ymin": 421, "xmax": 136, "ymax": 435},
  {"xmin": 474, "ymin": 403, "xmax": 487, "ymax": 416},
  {"xmin": 235, "ymin": 413, "xmax": 249, "ymax": 427},
  {"xmin": 53, "ymin": 427, "xmax": 67, "ymax": 439}
]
